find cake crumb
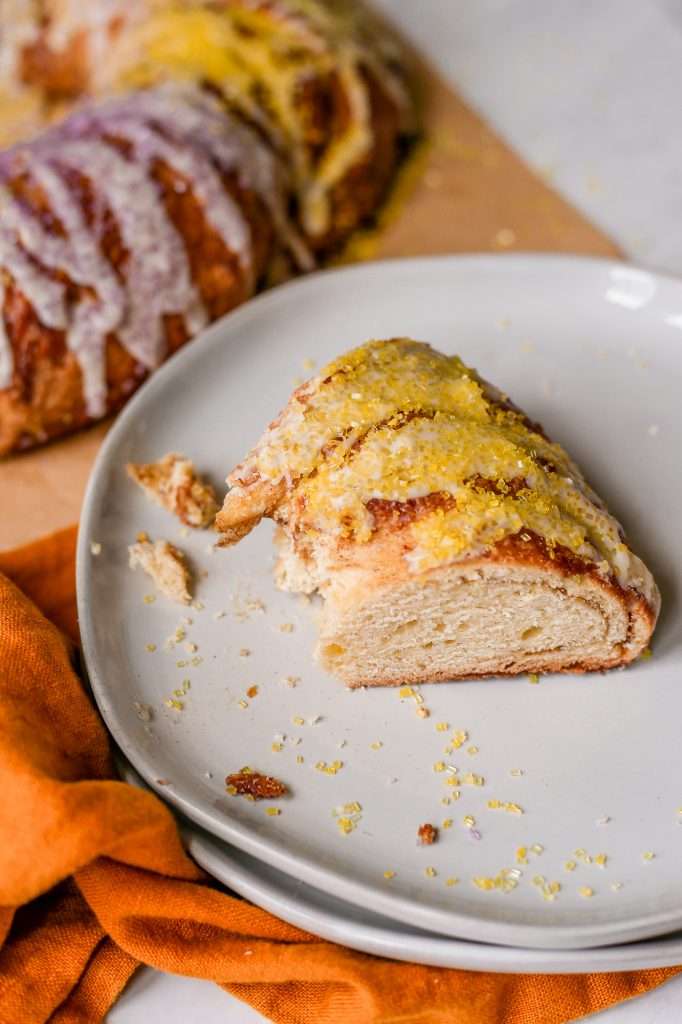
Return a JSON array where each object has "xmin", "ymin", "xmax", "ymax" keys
[
  {"xmin": 226, "ymin": 768, "xmax": 288, "ymax": 799},
  {"xmin": 417, "ymin": 823, "xmax": 438, "ymax": 846},
  {"xmin": 133, "ymin": 701, "xmax": 153, "ymax": 722},
  {"xmin": 127, "ymin": 452, "xmax": 219, "ymax": 527},
  {"xmin": 129, "ymin": 538, "xmax": 192, "ymax": 604}
]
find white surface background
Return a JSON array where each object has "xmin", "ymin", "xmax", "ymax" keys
[{"xmin": 108, "ymin": 1, "xmax": 682, "ymax": 1020}]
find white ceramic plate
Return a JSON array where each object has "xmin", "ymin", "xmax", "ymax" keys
[
  {"xmin": 78, "ymin": 255, "xmax": 682, "ymax": 950},
  {"xmin": 118, "ymin": 754, "xmax": 682, "ymax": 973}
]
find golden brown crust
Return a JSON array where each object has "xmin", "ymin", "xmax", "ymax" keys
[{"xmin": 306, "ymin": 64, "xmax": 405, "ymax": 251}]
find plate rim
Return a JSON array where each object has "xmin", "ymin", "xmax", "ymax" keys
[
  {"xmin": 78, "ymin": 252, "xmax": 682, "ymax": 951},
  {"xmin": 117, "ymin": 754, "xmax": 682, "ymax": 975}
]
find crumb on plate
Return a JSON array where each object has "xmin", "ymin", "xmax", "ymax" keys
[
  {"xmin": 226, "ymin": 768, "xmax": 288, "ymax": 800},
  {"xmin": 127, "ymin": 452, "xmax": 219, "ymax": 528},
  {"xmin": 129, "ymin": 538, "xmax": 192, "ymax": 604}
]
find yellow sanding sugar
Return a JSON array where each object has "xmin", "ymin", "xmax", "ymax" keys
[
  {"xmin": 254, "ymin": 338, "xmax": 632, "ymax": 581},
  {"xmin": 472, "ymin": 868, "xmax": 518, "ymax": 894}
]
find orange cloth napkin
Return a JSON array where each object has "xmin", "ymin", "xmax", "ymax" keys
[{"xmin": 0, "ymin": 527, "xmax": 679, "ymax": 1024}]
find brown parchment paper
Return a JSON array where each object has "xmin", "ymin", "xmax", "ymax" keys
[{"xmin": 0, "ymin": 62, "xmax": 620, "ymax": 550}]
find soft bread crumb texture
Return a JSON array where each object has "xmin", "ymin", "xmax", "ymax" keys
[
  {"xmin": 127, "ymin": 452, "xmax": 219, "ymax": 528},
  {"xmin": 216, "ymin": 338, "xmax": 660, "ymax": 687},
  {"xmin": 128, "ymin": 539, "xmax": 192, "ymax": 605}
]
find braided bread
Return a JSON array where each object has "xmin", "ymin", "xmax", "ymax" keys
[
  {"xmin": 0, "ymin": 82, "xmax": 308, "ymax": 454},
  {"xmin": 4, "ymin": 0, "xmax": 413, "ymax": 246},
  {"xmin": 216, "ymin": 339, "xmax": 659, "ymax": 687}
]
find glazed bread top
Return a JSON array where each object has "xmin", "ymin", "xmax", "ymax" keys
[
  {"xmin": 0, "ymin": 81, "xmax": 306, "ymax": 419},
  {"xmin": 5, "ymin": 0, "xmax": 413, "ymax": 239},
  {"xmin": 218, "ymin": 338, "xmax": 658, "ymax": 608}
]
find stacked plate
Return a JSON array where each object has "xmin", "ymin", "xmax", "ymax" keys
[{"xmin": 78, "ymin": 256, "xmax": 682, "ymax": 973}]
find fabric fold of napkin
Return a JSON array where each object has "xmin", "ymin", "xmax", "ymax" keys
[{"xmin": 0, "ymin": 526, "xmax": 679, "ymax": 1024}]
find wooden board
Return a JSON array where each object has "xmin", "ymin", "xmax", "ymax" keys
[{"xmin": 0, "ymin": 61, "xmax": 620, "ymax": 551}]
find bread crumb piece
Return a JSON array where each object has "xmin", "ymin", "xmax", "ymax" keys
[
  {"xmin": 279, "ymin": 622, "xmax": 295, "ymax": 633},
  {"xmin": 90, "ymin": 541, "xmax": 102, "ymax": 556},
  {"xmin": 579, "ymin": 886, "xmax": 594, "ymax": 898},
  {"xmin": 417, "ymin": 823, "xmax": 438, "ymax": 846},
  {"xmin": 383, "ymin": 870, "xmax": 396, "ymax": 879},
  {"xmin": 145, "ymin": 643, "xmax": 157, "ymax": 653},
  {"xmin": 239, "ymin": 648, "xmax": 251, "ymax": 658},
  {"xmin": 127, "ymin": 452, "xmax": 219, "ymax": 528},
  {"xmin": 133, "ymin": 701, "xmax": 153, "ymax": 722},
  {"xmin": 246, "ymin": 685, "xmax": 259, "ymax": 698},
  {"xmin": 424, "ymin": 866, "xmax": 437, "ymax": 878},
  {"xmin": 129, "ymin": 539, "xmax": 192, "ymax": 604},
  {"xmin": 226, "ymin": 768, "xmax": 288, "ymax": 799},
  {"xmin": 265, "ymin": 807, "xmax": 281, "ymax": 816}
]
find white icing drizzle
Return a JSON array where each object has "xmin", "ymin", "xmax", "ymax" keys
[
  {"xmin": 0, "ymin": 83, "xmax": 309, "ymax": 414},
  {"xmin": 88, "ymin": 116, "xmax": 254, "ymax": 279},
  {"xmin": 0, "ymin": 224, "xmax": 67, "ymax": 329},
  {"xmin": 0, "ymin": 168, "xmax": 127, "ymax": 413},
  {"xmin": 53, "ymin": 138, "xmax": 207, "ymax": 368},
  {"xmin": 27, "ymin": 161, "xmax": 126, "ymax": 416},
  {"xmin": 82, "ymin": 85, "xmax": 312, "ymax": 270}
]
